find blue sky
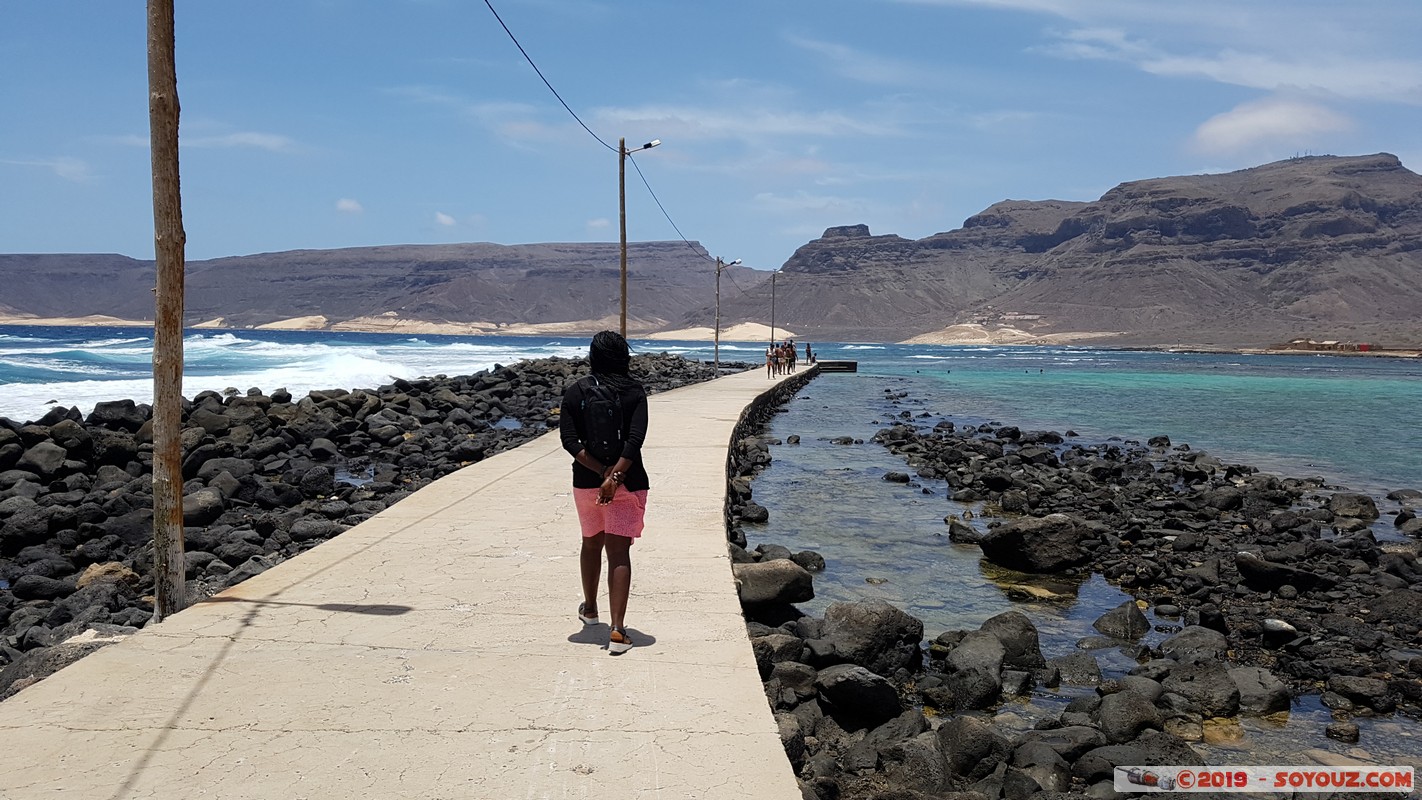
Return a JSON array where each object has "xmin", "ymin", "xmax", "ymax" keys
[{"xmin": 2, "ymin": 1, "xmax": 1420, "ymax": 271}]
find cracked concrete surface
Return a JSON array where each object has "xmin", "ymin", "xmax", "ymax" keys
[{"xmin": 0, "ymin": 368, "xmax": 802, "ymax": 799}]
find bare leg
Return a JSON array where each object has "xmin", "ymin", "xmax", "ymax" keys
[
  {"xmin": 580, "ymin": 532, "xmax": 605, "ymax": 618},
  {"xmin": 604, "ymin": 534, "xmax": 632, "ymax": 630}
]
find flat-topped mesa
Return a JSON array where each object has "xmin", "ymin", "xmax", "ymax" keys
[
  {"xmin": 781, "ymin": 224, "xmax": 915, "ymax": 274},
  {"xmin": 821, "ymin": 224, "xmax": 873, "ymax": 239}
]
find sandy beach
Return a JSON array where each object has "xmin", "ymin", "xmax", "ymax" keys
[{"xmin": 2, "ymin": 314, "xmax": 1417, "ymax": 357}]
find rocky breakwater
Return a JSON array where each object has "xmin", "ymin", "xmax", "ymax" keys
[
  {"xmin": 722, "ymin": 367, "xmax": 828, "ymax": 625},
  {"xmin": 0, "ymin": 353, "xmax": 745, "ymax": 699},
  {"xmin": 723, "ymin": 387, "xmax": 1422, "ymax": 799}
]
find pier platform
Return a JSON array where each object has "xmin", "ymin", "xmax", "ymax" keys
[{"xmin": 0, "ymin": 368, "xmax": 802, "ymax": 799}]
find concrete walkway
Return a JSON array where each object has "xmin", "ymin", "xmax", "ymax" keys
[{"xmin": 0, "ymin": 368, "xmax": 803, "ymax": 799}]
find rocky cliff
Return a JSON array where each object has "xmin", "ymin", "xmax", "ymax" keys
[
  {"xmin": 0, "ymin": 241, "xmax": 767, "ymax": 332},
  {"xmin": 5, "ymin": 154, "xmax": 1421, "ymax": 346},
  {"xmin": 709, "ymin": 154, "xmax": 1422, "ymax": 346}
]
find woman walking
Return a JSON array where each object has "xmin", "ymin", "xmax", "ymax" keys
[{"xmin": 559, "ymin": 331, "xmax": 649, "ymax": 654}]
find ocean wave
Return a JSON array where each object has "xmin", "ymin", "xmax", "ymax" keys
[
  {"xmin": 907, "ymin": 355, "xmax": 954, "ymax": 360},
  {"xmin": 843, "ymin": 345, "xmax": 885, "ymax": 350}
]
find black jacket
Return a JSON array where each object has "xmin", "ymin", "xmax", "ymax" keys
[{"xmin": 559, "ymin": 376, "xmax": 650, "ymax": 491}]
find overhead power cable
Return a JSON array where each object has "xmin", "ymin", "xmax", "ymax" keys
[
  {"xmin": 481, "ymin": 0, "xmax": 616, "ymax": 153},
  {"xmin": 483, "ymin": 0, "xmax": 736, "ymax": 282},
  {"xmin": 627, "ymin": 154, "xmax": 714, "ymax": 263}
]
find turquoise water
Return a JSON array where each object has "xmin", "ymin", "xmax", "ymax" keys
[
  {"xmin": 817, "ymin": 345, "xmax": 1422, "ymax": 498},
  {"xmin": 744, "ymin": 353, "xmax": 1422, "ymax": 764}
]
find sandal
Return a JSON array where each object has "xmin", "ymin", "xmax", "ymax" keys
[
  {"xmin": 577, "ymin": 602, "xmax": 599, "ymax": 625},
  {"xmin": 609, "ymin": 626, "xmax": 634, "ymax": 655}
]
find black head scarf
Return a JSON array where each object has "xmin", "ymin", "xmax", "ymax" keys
[{"xmin": 589, "ymin": 330, "xmax": 636, "ymax": 388}]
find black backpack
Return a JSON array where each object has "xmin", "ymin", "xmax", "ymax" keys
[{"xmin": 579, "ymin": 375, "xmax": 624, "ymax": 466}]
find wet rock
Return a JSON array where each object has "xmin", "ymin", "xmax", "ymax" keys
[
  {"xmin": 1325, "ymin": 721, "xmax": 1361, "ymax": 743},
  {"xmin": 1017, "ymin": 726, "xmax": 1108, "ymax": 762},
  {"xmin": 979, "ymin": 513, "xmax": 1088, "ymax": 572},
  {"xmin": 755, "ymin": 543, "xmax": 793, "ymax": 562},
  {"xmin": 1160, "ymin": 662, "xmax": 1240, "ymax": 717},
  {"xmin": 1228, "ymin": 666, "xmax": 1290, "ymax": 714},
  {"xmin": 945, "ymin": 630, "xmax": 1005, "ymax": 676},
  {"xmin": 945, "ymin": 517, "xmax": 982, "ymax": 544},
  {"xmin": 1092, "ymin": 600, "xmax": 1150, "ymax": 640},
  {"xmin": 1235, "ymin": 551, "xmax": 1337, "ymax": 593},
  {"xmin": 734, "ymin": 560, "xmax": 815, "ymax": 606},
  {"xmin": 1097, "ymin": 690, "xmax": 1163, "ymax": 744},
  {"xmin": 1328, "ymin": 492, "xmax": 1379, "ymax": 521},
  {"xmin": 1159, "ymin": 626, "xmax": 1228, "ymax": 664},
  {"xmin": 1050, "ymin": 652, "xmax": 1102, "ymax": 686},
  {"xmin": 980, "ymin": 610, "xmax": 1046, "ymax": 670},
  {"xmin": 1326, "ymin": 675, "xmax": 1394, "ymax": 713},
  {"xmin": 820, "ymin": 599, "xmax": 924, "ymax": 676},
  {"xmin": 791, "ymin": 550, "xmax": 826, "ymax": 572},
  {"xmin": 740, "ymin": 501, "xmax": 770, "ymax": 523}
]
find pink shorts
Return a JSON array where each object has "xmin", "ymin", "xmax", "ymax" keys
[{"xmin": 573, "ymin": 488, "xmax": 648, "ymax": 540}]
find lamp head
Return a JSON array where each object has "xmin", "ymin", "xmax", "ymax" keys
[
  {"xmin": 644, "ymin": 139, "xmax": 661, "ymax": 149},
  {"xmin": 729, "ymin": 259, "xmax": 742, "ymax": 266}
]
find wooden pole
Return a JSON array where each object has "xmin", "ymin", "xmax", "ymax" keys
[
  {"xmin": 714, "ymin": 257, "xmax": 722, "ymax": 371},
  {"xmin": 147, "ymin": 0, "xmax": 187, "ymax": 622},
  {"xmin": 770, "ymin": 271, "xmax": 776, "ymax": 346},
  {"xmin": 618, "ymin": 137, "xmax": 627, "ymax": 337}
]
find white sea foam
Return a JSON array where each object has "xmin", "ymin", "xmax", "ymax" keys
[{"xmin": 0, "ymin": 334, "xmax": 586, "ymax": 423}]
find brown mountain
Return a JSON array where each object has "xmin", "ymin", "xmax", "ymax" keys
[
  {"xmin": 0, "ymin": 241, "xmax": 766, "ymax": 332},
  {"xmin": 705, "ymin": 153, "xmax": 1422, "ymax": 347},
  {"xmin": 4, "ymin": 154, "xmax": 1420, "ymax": 347}
]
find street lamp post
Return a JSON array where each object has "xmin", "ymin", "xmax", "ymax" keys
[
  {"xmin": 619, "ymin": 137, "xmax": 660, "ymax": 337},
  {"xmin": 770, "ymin": 269, "xmax": 778, "ymax": 346},
  {"xmin": 714, "ymin": 256, "xmax": 741, "ymax": 372}
]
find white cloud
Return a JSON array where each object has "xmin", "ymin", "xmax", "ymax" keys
[
  {"xmin": 1192, "ymin": 96, "xmax": 1354, "ymax": 156},
  {"xmin": 752, "ymin": 190, "xmax": 865, "ymax": 217},
  {"xmin": 336, "ymin": 198, "xmax": 363, "ymax": 214},
  {"xmin": 784, "ymin": 35, "xmax": 932, "ymax": 86},
  {"xmin": 184, "ymin": 132, "xmax": 297, "ymax": 152},
  {"xmin": 1, "ymin": 157, "xmax": 92, "ymax": 182},
  {"xmin": 593, "ymin": 104, "xmax": 901, "ymax": 142},
  {"xmin": 898, "ymin": 0, "xmax": 1422, "ymax": 104},
  {"xmin": 586, "ymin": 218, "xmax": 611, "ymax": 230},
  {"xmin": 435, "ymin": 211, "xmax": 456, "ymax": 226}
]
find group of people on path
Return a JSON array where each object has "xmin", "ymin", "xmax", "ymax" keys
[{"xmin": 767, "ymin": 340, "xmax": 812, "ymax": 377}]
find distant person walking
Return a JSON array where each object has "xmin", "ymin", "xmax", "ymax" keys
[
  {"xmin": 559, "ymin": 331, "xmax": 649, "ymax": 654},
  {"xmin": 805, "ymin": 342, "xmax": 813, "ymax": 364}
]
